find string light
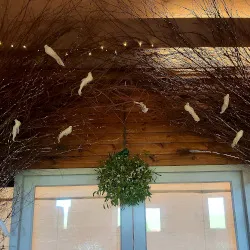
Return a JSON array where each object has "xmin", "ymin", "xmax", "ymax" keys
[
  {"xmin": 0, "ymin": 41, "xmax": 156, "ymax": 51},
  {"xmin": 0, "ymin": 42, "xmax": 155, "ymax": 51}
]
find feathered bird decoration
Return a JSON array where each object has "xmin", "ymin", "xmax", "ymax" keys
[
  {"xmin": 44, "ymin": 45, "xmax": 65, "ymax": 67},
  {"xmin": 78, "ymin": 72, "xmax": 93, "ymax": 96},
  {"xmin": 12, "ymin": 119, "xmax": 21, "ymax": 141},
  {"xmin": 58, "ymin": 126, "xmax": 73, "ymax": 143},
  {"xmin": 220, "ymin": 94, "xmax": 230, "ymax": 114},
  {"xmin": 0, "ymin": 220, "xmax": 10, "ymax": 237},
  {"xmin": 134, "ymin": 101, "xmax": 149, "ymax": 113},
  {"xmin": 231, "ymin": 130, "xmax": 243, "ymax": 148},
  {"xmin": 184, "ymin": 103, "xmax": 200, "ymax": 122}
]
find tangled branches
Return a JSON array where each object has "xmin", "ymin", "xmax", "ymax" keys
[
  {"xmin": 93, "ymin": 0, "xmax": 250, "ymax": 162},
  {"xmin": 0, "ymin": 0, "xmax": 250, "ymax": 186},
  {"xmin": 1, "ymin": 1, "xmax": 250, "ymax": 246}
]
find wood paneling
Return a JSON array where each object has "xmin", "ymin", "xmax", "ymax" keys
[
  {"xmin": 126, "ymin": 132, "xmax": 213, "ymax": 144},
  {"xmin": 35, "ymin": 153, "xmax": 238, "ymax": 169},
  {"xmin": 54, "ymin": 142, "xmax": 232, "ymax": 158},
  {"xmin": 33, "ymin": 109, "xmax": 239, "ymax": 169}
]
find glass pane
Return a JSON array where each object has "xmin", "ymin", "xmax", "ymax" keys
[
  {"xmin": 32, "ymin": 186, "xmax": 120, "ymax": 250},
  {"xmin": 0, "ymin": 188, "xmax": 13, "ymax": 250},
  {"xmin": 146, "ymin": 183, "xmax": 237, "ymax": 250}
]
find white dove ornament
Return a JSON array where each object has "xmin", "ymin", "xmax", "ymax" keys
[
  {"xmin": 134, "ymin": 101, "xmax": 149, "ymax": 113},
  {"xmin": 58, "ymin": 126, "xmax": 73, "ymax": 143},
  {"xmin": 12, "ymin": 119, "xmax": 21, "ymax": 141},
  {"xmin": 78, "ymin": 72, "xmax": 93, "ymax": 96},
  {"xmin": 220, "ymin": 94, "xmax": 230, "ymax": 114},
  {"xmin": 44, "ymin": 45, "xmax": 65, "ymax": 67},
  {"xmin": 184, "ymin": 103, "xmax": 200, "ymax": 122},
  {"xmin": 231, "ymin": 130, "xmax": 243, "ymax": 148}
]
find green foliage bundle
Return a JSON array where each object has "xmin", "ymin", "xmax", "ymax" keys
[{"xmin": 94, "ymin": 149, "xmax": 159, "ymax": 208}]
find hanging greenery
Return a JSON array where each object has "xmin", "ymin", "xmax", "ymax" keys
[{"xmin": 93, "ymin": 149, "xmax": 159, "ymax": 208}]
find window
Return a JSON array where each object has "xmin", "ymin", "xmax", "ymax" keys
[
  {"xmin": 145, "ymin": 183, "xmax": 237, "ymax": 250},
  {"xmin": 32, "ymin": 186, "xmax": 120, "ymax": 250},
  {"xmin": 9, "ymin": 167, "xmax": 250, "ymax": 250}
]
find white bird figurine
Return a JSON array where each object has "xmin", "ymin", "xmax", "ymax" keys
[
  {"xmin": 184, "ymin": 103, "xmax": 200, "ymax": 122},
  {"xmin": 78, "ymin": 72, "xmax": 93, "ymax": 96},
  {"xmin": 0, "ymin": 220, "xmax": 10, "ymax": 237},
  {"xmin": 231, "ymin": 130, "xmax": 243, "ymax": 148},
  {"xmin": 12, "ymin": 119, "xmax": 21, "ymax": 141},
  {"xmin": 134, "ymin": 101, "xmax": 149, "ymax": 113},
  {"xmin": 58, "ymin": 126, "xmax": 72, "ymax": 143},
  {"xmin": 220, "ymin": 94, "xmax": 230, "ymax": 114},
  {"xmin": 44, "ymin": 45, "xmax": 65, "ymax": 67}
]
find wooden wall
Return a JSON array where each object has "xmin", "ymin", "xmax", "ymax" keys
[{"xmin": 34, "ymin": 97, "xmax": 238, "ymax": 169}]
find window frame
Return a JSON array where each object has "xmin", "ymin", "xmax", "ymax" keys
[
  {"xmin": 134, "ymin": 166, "xmax": 250, "ymax": 250},
  {"xmin": 9, "ymin": 169, "xmax": 133, "ymax": 250},
  {"xmin": 9, "ymin": 165, "xmax": 250, "ymax": 250}
]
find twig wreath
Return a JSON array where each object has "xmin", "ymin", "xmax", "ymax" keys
[{"xmin": 93, "ymin": 148, "xmax": 159, "ymax": 208}]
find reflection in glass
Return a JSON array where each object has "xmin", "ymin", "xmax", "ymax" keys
[
  {"xmin": 56, "ymin": 199, "xmax": 71, "ymax": 229},
  {"xmin": 32, "ymin": 186, "xmax": 120, "ymax": 250},
  {"xmin": 146, "ymin": 183, "xmax": 237, "ymax": 250},
  {"xmin": 208, "ymin": 197, "xmax": 226, "ymax": 229},
  {"xmin": 146, "ymin": 208, "xmax": 161, "ymax": 232}
]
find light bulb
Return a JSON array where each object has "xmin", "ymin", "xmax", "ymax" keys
[
  {"xmin": 123, "ymin": 42, "xmax": 127, "ymax": 47},
  {"xmin": 0, "ymin": 41, "xmax": 2, "ymax": 45},
  {"xmin": 115, "ymin": 50, "xmax": 117, "ymax": 55},
  {"xmin": 65, "ymin": 52, "xmax": 68, "ymax": 56},
  {"xmin": 101, "ymin": 46, "xmax": 104, "ymax": 50},
  {"xmin": 23, "ymin": 45, "xmax": 27, "ymax": 49},
  {"xmin": 151, "ymin": 44, "xmax": 154, "ymax": 47},
  {"xmin": 138, "ymin": 41, "xmax": 142, "ymax": 47},
  {"xmin": 11, "ymin": 44, "xmax": 14, "ymax": 48},
  {"xmin": 88, "ymin": 52, "xmax": 92, "ymax": 56}
]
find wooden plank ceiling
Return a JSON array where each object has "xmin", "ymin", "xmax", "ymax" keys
[{"xmin": 6, "ymin": 0, "xmax": 244, "ymax": 169}]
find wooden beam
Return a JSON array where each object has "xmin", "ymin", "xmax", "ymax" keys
[
  {"xmin": 24, "ymin": 18, "xmax": 250, "ymax": 48},
  {"xmin": 33, "ymin": 152, "xmax": 239, "ymax": 169},
  {"xmin": 50, "ymin": 142, "xmax": 232, "ymax": 157}
]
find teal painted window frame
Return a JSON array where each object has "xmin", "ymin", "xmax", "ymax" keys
[{"xmin": 9, "ymin": 165, "xmax": 250, "ymax": 250}]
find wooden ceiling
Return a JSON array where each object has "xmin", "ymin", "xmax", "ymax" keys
[
  {"xmin": 6, "ymin": 0, "xmax": 250, "ymax": 18},
  {"xmin": 0, "ymin": 0, "xmax": 245, "ymax": 170},
  {"xmin": 3, "ymin": 0, "xmax": 250, "ymax": 48}
]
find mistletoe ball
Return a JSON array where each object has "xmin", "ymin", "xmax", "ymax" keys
[{"xmin": 94, "ymin": 149, "xmax": 158, "ymax": 208}]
